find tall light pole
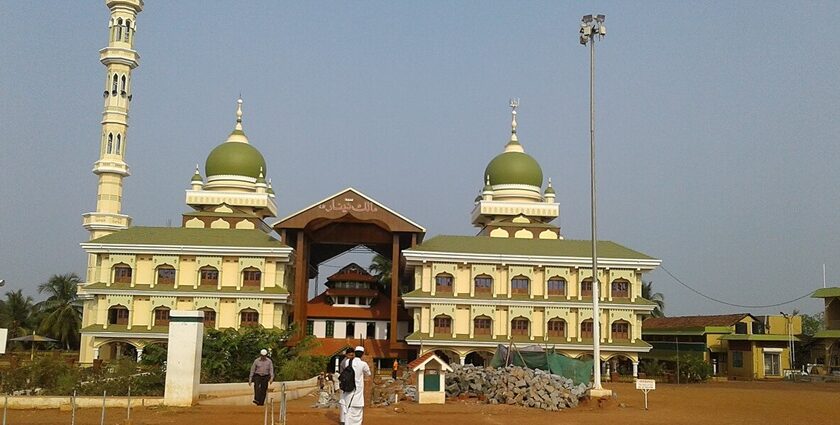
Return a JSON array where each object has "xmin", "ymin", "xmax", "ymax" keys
[{"xmin": 580, "ymin": 13, "xmax": 606, "ymax": 392}]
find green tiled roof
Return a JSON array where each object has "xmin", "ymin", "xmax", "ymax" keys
[
  {"xmin": 813, "ymin": 330, "xmax": 840, "ymax": 339},
  {"xmin": 81, "ymin": 324, "xmax": 170, "ymax": 334},
  {"xmin": 404, "ymin": 331, "xmax": 651, "ymax": 348},
  {"xmin": 87, "ymin": 227, "xmax": 286, "ymax": 248},
  {"xmin": 811, "ymin": 287, "xmax": 840, "ymax": 298},
  {"xmin": 82, "ymin": 282, "xmax": 289, "ymax": 294},
  {"xmin": 402, "ymin": 289, "xmax": 656, "ymax": 305},
  {"xmin": 719, "ymin": 334, "xmax": 800, "ymax": 342},
  {"xmin": 407, "ymin": 235, "xmax": 654, "ymax": 259}
]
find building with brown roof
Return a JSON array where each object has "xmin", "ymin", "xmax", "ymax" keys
[{"xmin": 642, "ymin": 313, "xmax": 801, "ymax": 379}]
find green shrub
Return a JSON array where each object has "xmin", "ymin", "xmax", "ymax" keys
[
  {"xmin": 277, "ymin": 355, "xmax": 328, "ymax": 381},
  {"xmin": 676, "ymin": 355, "xmax": 713, "ymax": 383}
]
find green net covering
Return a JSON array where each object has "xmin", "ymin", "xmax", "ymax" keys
[{"xmin": 489, "ymin": 344, "xmax": 593, "ymax": 385}]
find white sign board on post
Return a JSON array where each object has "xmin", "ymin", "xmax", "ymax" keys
[
  {"xmin": 635, "ymin": 379, "xmax": 656, "ymax": 410},
  {"xmin": 0, "ymin": 328, "xmax": 7, "ymax": 354}
]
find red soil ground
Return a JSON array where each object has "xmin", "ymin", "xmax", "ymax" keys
[{"xmin": 6, "ymin": 380, "xmax": 839, "ymax": 425}]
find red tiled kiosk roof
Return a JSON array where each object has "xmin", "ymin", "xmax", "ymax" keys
[{"xmin": 407, "ymin": 352, "xmax": 435, "ymax": 370}]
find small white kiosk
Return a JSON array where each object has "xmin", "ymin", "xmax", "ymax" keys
[{"xmin": 410, "ymin": 352, "xmax": 452, "ymax": 404}]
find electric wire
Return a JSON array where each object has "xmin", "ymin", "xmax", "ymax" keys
[{"xmin": 660, "ymin": 264, "xmax": 816, "ymax": 309}]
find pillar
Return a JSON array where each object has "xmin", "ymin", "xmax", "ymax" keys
[
  {"xmin": 93, "ymin": 347, "xmax": 100, "ymax": 360},
  {"xmin": 632, "ymin": 361, "xmax": 639, "ymax": 378},
  {"xmin": 136, "ymin": 347, "xmax": 144, "ymax": 362},
  {"xmin": 459, "ymin": 356, "xmax": 466, "ymax": 366},
  {"xmin": 164, "ymin": 310, "xmax": 205, "ymax": 406},
  {"xmin": 389, "ymin": 234, "xmax": 399, "ymax": 346}
]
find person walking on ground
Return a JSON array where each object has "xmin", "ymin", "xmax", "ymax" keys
[
  {"xmin": 392, "ymin": 359, "xmax": 399, "ymax": 380},
  {"xmin": 338, "ymin": 348, "xmax": 355, "ymax": 425},
  {"xmin": 340, "ymin": 346, "xmax": 371, "ymax": 425},
  {"xmin": 249, "ymin": 348, "xmax": 274, "ymax": 406}
]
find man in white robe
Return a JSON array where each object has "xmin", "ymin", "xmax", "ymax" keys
[
  {"xmin": 340, "ymin": 346, "xmax": 371, "ymax": 425},
  {"xmin": 338, "ymin": 348, "xmax": 354, "ymax": 425}
]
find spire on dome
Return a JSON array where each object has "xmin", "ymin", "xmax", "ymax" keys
[
  {"xmin": 235, "ymin": 96, "xmax": 243, "ymax": 131},
  {"xmin": 224, "ymin": 97, "xmax": 249, "ymax": 143},
  {"xmin": 504, "ymin": 98, "xmax": 524, "ymax": 153}
]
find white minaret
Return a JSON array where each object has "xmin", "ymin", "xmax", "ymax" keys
[{"xmin": 82, "ymin": 0, "xmax": 143, "ymax": 240}]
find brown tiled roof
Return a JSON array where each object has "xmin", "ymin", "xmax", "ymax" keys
[
  {"xmin": 407, "ymin": 352, "xmax": 435, "ymax": 370},
  {"xmin": 307, "ymin": 292, "xmax": 411, "ymax": 320},
  {"xmin": 325, "ymin": 288, "xmax": 380, "ymax": 298},
  {"xmin": 643, "ymin": 314, "xmax": 750, "ymax": 330},
  {"xmin": 309, "ymin": 337, "xmax": 395, "ymax": 358}
]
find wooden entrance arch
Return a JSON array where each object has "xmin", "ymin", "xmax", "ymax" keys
[{"xmin": 274, "ymin": 188, "xmax": 425, "ymax": 356}]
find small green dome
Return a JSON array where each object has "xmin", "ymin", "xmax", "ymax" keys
[
  {"xmin": 544, "ymin": 185, "xmax": 555, "ymax": 194},
  {"xmin": 485, "ymin": 151, "xmax": 543, "ymax": 187},
  {"xmin": 205, "ymin": 140, "xmax": 267, "ymax": 179}
]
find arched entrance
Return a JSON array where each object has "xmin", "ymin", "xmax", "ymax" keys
[
  {"xmin": 433, "ymin": 349, "xmax": 461, "ymax": 365},
  {"xmin": 465, "ymin": 351, "xmax": 494, "ymax": 366},
  {"xmin": 274, "ymin": 188, "xmax": 425, "ymax": 361}
]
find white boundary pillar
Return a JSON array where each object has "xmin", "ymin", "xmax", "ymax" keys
[{"xmin": 164, "ymin": 310, "xmax": 204, "ymax": 406}]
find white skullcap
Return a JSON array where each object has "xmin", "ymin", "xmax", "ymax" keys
[
  {"xmin": 354, "ymin": 346, "xmax": 365, "ymax": 352},
  {"xmin": 260, "ymin": 349, "xmax": 268, "ymax": 355}
]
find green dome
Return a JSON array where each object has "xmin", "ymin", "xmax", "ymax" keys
[
  {"xmin": 205, "ymin": 139, "xmax": 267, "ymax": 179},
  {"xmin": 485, "ymin": 151, "xmax": 543, "ymax": 187}
]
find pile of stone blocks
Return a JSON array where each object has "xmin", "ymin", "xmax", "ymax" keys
[{"xmin": 445, "ymin": 364, "xmax": 589, "ymax": 411}]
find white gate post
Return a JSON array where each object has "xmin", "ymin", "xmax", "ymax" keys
[{"xmin": 164, "ymin": 310, "xmax": 204, "ymax": 406}]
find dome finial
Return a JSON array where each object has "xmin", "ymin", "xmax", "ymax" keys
[
  {"xmin": 504, "ymin": 99, "xmax": 524, "ymax": 153},
  {"xmin": 235, "ymin": 96, "xmax": 244, "ymax": 131}
]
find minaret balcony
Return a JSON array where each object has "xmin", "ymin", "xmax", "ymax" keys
[
  {"xmin": 99, "ymin": 47, "xmax": 139, "ymax": 68},
  {"xmin": 83, "ymin": 212, "xmax": 132, "ymax": 232},
  {"xmin": 93, "ymin": 160, "xmax": 130, "ymax": 176}
]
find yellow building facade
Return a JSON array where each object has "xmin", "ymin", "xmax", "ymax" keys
[{"xmin": 402, "ymin": 104, "xmax": 661, "ymax": 376}]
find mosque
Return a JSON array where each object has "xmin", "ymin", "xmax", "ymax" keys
[{"xmin": 78, "ymin": 0, "xmax": 661, "ymax": 377}]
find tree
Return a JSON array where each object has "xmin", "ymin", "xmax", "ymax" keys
[
  {"xmin": 368, "ymin": 254, "xmax": 392, "ymax": 288},
  {"xmin": 37, "ymin": 273, "xmax": 83, "ymax": 349},
  {"xmin": 801, "ymin": 312, "xmax": 824, "ymax": 337},
  {"xmin": 642, "ymin": 281, "xmax": 665, "ymax": 317},
  {"xmin": 0, "ymin": 289, "xmax": 37, "ymax": 340}
]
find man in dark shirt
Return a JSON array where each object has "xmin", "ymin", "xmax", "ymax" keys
[{"xmin": 249, "ymin": 349, "xmax": 274, "ymax": 406}]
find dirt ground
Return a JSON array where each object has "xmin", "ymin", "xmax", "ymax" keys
[{"xmin": 6, "ymin": 380, "xmax": 840, "ymax": 425}]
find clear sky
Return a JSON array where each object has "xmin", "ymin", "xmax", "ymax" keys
[{"xmin": 1, "ymin": 1, "xmax": 838, "ymax": 316}]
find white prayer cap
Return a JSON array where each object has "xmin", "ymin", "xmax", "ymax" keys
[
  {"xmin": 260, "ymin": 349, "xmax": 268, "ymax": 356},
  {"xmin": 354, "ymin": 346, "xmax": 365, "ymax": 352}
]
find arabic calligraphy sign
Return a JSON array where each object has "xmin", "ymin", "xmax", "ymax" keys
[{"xmin": 318, "ymin": 197, "xmax": 379, "ymax": 214}]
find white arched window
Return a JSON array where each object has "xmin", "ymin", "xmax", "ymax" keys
[
  {"xmin": 115, "ymin": 134, "xmax": 121, "ymax": 154},
  {"xmin": 116, "ymin": 18, "xmax": 123, "ymax": 41},
  {"xmin": 107, "ymin": 133, "xmax": 113, "ymax": 154}
]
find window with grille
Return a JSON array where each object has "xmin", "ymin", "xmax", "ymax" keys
[
  {"xmin": 474, "ymin": 316, "xmax": 492, "ymax": 335},
  {"xmin": 581, "ymin": 279, "xmax": 594, "ymax": 297},
  {"xmin": 611, "ymin": 280, "xmax": 630, "ymax": 298},
  {"xmin": 581, "ymin": 320, "xmax": 594, "ymax": 339},
  {"xmin": 200, "ymin": 267, "xmax": 219, "ymax": 286},
  {"xmin": 434, "ymin": 316, "xmax": 452, "ymax": 334},
  {"xmin": 157, "ymin": 267, "xmax": 175, "ymax": 285},
  {"xmin": 474, "ymin": 275, "xmax": 492, "ymax": 294},
  {"xmin": 511, "ymin": 276, "xmax": 530, "ymax": 295},
  {"xmin": 366, "ymin": 322, "xmax": 376, "ymax": 339},
  {"xmin": 200, "ymin": 309, "xmax": 216, "ymax": 329},
  {"xmin": 435, "ymin": 274, "xmax": 453, "ymax": 293},
  {"xmin": 511, "ymin": 318, "xmax": 529, "ymax": 336},
  {"xmin": 611, "ymin": 321, "xmax": 629, "ymax": 340},
  {"xmin": 154, "ymin": 308, "xmax": 170, "ymax": 326},
  {"xmin": 547, "ymin": 319, "xmax": 566, "ymax": 337},
  {"xmin": 325, "ymin": 320, "xmax": 335, "ymax": 338},
  {"xmin": 346, "ymin": 321, "xmax": 356, "ymax": 338},
  {"xmin": 547, "ymin": 278, "xmax": 566, "ymax": 296},
  {"xmin": 242, "ymin": 268, "xmax": 261, "ymax": 287},
  {"xmin": 306, "ymin": 320, "xmax": 314, "ymax": 336},
  {"xmin": 240, "ymin": 310, "xmax": 259, "ymax": 327},
  {"xmin": 114, "ymin": 265, "xmax": 132, "ymax": 284},
  {"xmin": 108, "ymin": 306, "xmax": 129, "ymax": 325}
]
